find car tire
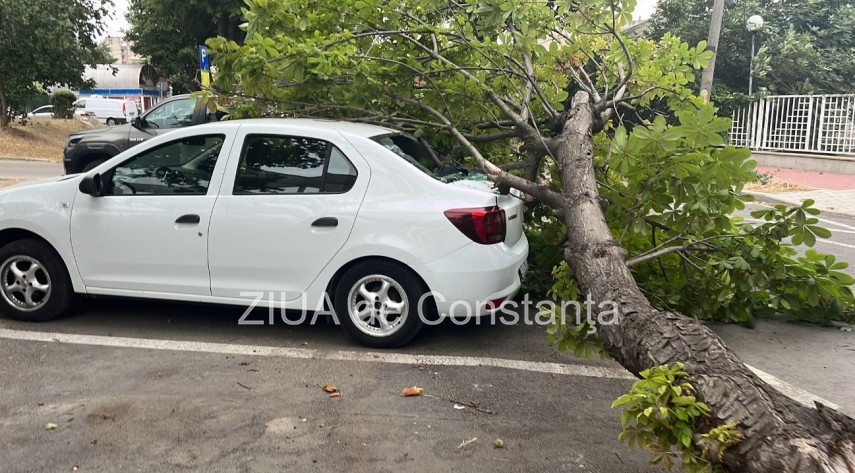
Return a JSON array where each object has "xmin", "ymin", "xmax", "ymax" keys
[
  {"xmin": 106, "ymin": 118, "xmax": 117, "ymax": 126},
  {"xmin": 81, "ymin": 158, "xmax": 106, "ymax": 173},
  {"xmin": 0, "ymin": 239, "xmax": 74, "ymax": 322},
  {"xmin": 334, "ymin": 261, "xmax": 428, "ymax": 348}
]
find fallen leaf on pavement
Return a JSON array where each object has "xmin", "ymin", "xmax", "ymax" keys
[
  {"xmin": 402, "ymin": 386, "xmax": 424, "ymax": 397},
  {"xmin": 330, "ymin": 392, "xmax": 343, "ymax": 398},
  {"xmin": 322, "ymin": 384, "xmax": 339, "ymax": 393},
  {"xmin": 46, "ymin": 423, "xmax": 58, "ymax": 431},
  {"xmin": 239, "ymin": 361, "xmax": 249, "ymax": 366},
  {"xmin": 494, "ymin": 438, "xmax": 504, "ymax": 448}
]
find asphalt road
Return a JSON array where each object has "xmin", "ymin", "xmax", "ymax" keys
[{"xmin": 0, "ymin": 158, "xmax": 64, "ymax": 179}]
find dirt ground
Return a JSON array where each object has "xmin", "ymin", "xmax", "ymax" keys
[
  {"xmin": 744, "ymin": 181, "xmax": 813, "ymax": 193},
  {"xmin": 0, "ymin": 119, "xmax": 100, "ymax": 162}
]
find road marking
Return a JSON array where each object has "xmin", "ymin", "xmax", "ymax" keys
[
  {"xmin": 742, "ymin": 218, "xmax": 855, "ymax": 249},
  {"xmin": 751, "ymin": 203, "xmax": 855, "ymax": 231},
  {"xmin": 816, "ymin": 240, "xmax": 855, "ymax": 250},
  {"xmin": 816, "ymin": 216, "xmax": 855, "ymax": 232},
  {"xmin": 743, "ymin": 218, "xmax": 855, "ymax": 235},
  {"xmin": 746, "ymin": 364, "xmax": 840, "ymax": 410},
  {"xmin": 0, "ymin": 328, "xmax": 840, "ymax": 410},
  {"xmin": 0, "ymin": 328, "xmax": 634, "ymax": 380}
]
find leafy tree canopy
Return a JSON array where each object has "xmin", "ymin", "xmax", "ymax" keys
[
  {"xmin": 126, "ymin": 0, "xmax": 245, "ymax": 93},
  {"xmin": 650, "ymin": 0, "xmax": 855, "ymax": 97},
  {"xmin": 0, "ymin": 0, "xmax": 112, "ymax": 127}
]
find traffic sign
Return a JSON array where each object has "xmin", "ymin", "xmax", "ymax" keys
[{"xmin": 199, "ymin": 46, "xmax": 210, "ymax": 72}]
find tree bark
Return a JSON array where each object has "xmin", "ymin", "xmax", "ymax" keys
[
  {"xmin": 0, "ymin": 81, "xmax": 10, "ymax": 128},
  {"xmin": 553, "ymin": 91, "xmax": 855, "ymax": 473}
]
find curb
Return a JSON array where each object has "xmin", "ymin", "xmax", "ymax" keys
[
  {"xmin": 0, "ymin": 156, "xmax": 52, "ymax": 163},
  {"xmin": 744, "ymin": 191, "xmax": 855, "ymax": 218}
]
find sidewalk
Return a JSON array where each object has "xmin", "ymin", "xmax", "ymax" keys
[{"xmin": 751, "ymin": 166, "xmax": 855, "ymax": 216}]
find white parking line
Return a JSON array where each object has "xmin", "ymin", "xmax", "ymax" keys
[
  {"xmin": 0, "ymin": 328, "xmax": 634, "ymax": 380},
  {"xmin": 0, "ymin": 328, "xmax": 839, "ymax": 410}
]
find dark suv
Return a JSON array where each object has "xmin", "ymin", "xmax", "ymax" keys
[{"xmin": 63, "ymin": 94, "xmax": 220, "ymax": 174}]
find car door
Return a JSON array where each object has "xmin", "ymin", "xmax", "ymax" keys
[
  {"xmin": 70, "ymin": 131, "xmax": 235, "ymax": 296},
  {"xmin": 208, "ymin": 126, "xmax": 369, "ymax": 301}
]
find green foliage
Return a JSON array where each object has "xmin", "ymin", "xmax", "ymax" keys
[
  {"xmin": 50, "ymin": 91, "xmax": 77, "ymax": 119},
  {"xmin": 208, "ymin": 0, "xmax": 853, "ymax": 332},
  {"xmin": 528, "ymin": 100, "xmax": 854, "ymax": 327},
  {"xmin": 650, "ymin": 0, "xmax": 855, "ymax": 96},
  {"xmin": 0, "ymin": 0, "xmax": 110, "ymax": 126},
  {"xmin": 126, "ymin": 0, "xmax": 245, "ymax": 93},
  {"xmin": 602, "ymin": 105, "xmax": 853, "ymax": 325},
  {"xmin": 612, "ymin": 363, "xmax": 743, "ymax": 472},
  {"xmin": 543, "ymin": 261, "xmax": 612, "ymax": 359}
]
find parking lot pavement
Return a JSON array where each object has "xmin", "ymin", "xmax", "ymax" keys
[
  {"xmin": 2, "ymin": 297, "xmax": 852, "ymax": 473},
  {"xmin": 0, "ymin": 302, "xmax": 660, "ymax": 473},
  {"xmin": 712, "ymin": 317, "xmax": 855, "ymax": 416}
]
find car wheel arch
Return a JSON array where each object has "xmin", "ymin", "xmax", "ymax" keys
[
  {"xmin": 0, "ymin": 228, "xmax": 75, "ymax": 284},
  {"xmin": 77, "ymin": 153, "xmax": 114, "ymax": 173},
  {"xmin": 324, "ymin": 256, "xmax": 436, "ymax": 315}
]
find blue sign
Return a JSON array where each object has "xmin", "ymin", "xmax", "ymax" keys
[{"xmin": 199, "ymin": 46, "xmax": 210, "ymax": 71}]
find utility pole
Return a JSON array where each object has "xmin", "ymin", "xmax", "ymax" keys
[{"xmin": 700, "ymin": 0, "xmax": 727, "ymax": 101}]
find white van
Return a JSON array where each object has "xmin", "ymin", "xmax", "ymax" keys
[{"xmin": 73, "ymin": 98, "xmax": 137, "ymax": 126}]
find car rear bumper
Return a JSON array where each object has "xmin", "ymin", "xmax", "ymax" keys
[{"xmin": 413, "ymin": 234, "xmax": 529, "ymax": 319}]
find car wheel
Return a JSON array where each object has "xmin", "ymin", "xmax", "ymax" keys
[
  {"xmin": 106, "ymin": 118, "xmax": 117, "ymax": 126},
  {"xmin": 334, "ymin": 261, "xmax": 428, "ymax": 348},
  {"xmin": 0, "ymin": 239, "xmax": 74, "ymax": 322},
  {"xmin": 81, "ymin": 158, "xmax": 106, "ymax": 173}
]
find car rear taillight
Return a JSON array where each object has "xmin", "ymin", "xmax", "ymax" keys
[{"xmin": 444, "ymin": 206, "xmax": 506, "ymax": 245}]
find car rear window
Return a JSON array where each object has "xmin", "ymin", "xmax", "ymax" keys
[{"xmin": 372, "ymin": 134, "xmax": 441, "ymax": 180}]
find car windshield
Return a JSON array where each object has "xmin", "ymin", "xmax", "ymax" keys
[{"xmin": 372, "ymin": 133, "xmax": 483, "ymax": 183}]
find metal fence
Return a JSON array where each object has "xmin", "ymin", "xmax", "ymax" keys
[{"xmin": 729, "ymin": 94, "xmax": 855, "ymax": 155}]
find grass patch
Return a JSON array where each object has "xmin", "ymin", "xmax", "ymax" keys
[{"xmin": 0, "ymin": 119, "xmax": 102, "ymax": 162}]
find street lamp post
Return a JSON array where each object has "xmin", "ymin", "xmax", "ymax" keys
[{"xmin": 747, "ymin": 14, "xmax": 764, "ymax": 95}]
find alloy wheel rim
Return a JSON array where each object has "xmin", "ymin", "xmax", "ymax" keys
[
  {"xmin": 1, "ymin": 255, "xmax": 52, "ymax": 312},
  {"xmin": 347, "ymin": 274, "xmax": 409, "ymax": 337}
]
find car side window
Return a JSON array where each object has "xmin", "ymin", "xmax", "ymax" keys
[
  {"xmin": 143, "ymin": 98, "xmax": 197, "ymax": 129},
  {"xmin": 233, "ymin": 135, "xmax": 357, "ymax": 195},
  {"xmin": 103, "ymin": 134, "xmax": 225, "ymax": 196}
]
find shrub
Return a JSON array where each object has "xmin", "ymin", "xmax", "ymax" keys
[{"xmin": 50, "ymin": 90, "xmax": 77, "ymax": 119}]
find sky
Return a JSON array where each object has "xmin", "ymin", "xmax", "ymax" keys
[
  {"xmin": 103, "ymin": 0, "xmax": 659, "ymax": 37},
  {"xmin": 105, "ymin": 0, "xmax": 130, "ymax": 36}
]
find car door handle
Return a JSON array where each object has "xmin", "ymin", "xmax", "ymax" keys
[
  {"xmin": 311, "ymin": 217, "xmax": 338, "ymax": 227},
  {"xmin": 175, "ymin": 214, "xmax": 201, "ymax": 224}
]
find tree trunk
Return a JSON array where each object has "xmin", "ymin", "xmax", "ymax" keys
[
  {"xmin": 0, "ymin": 82, "xmax": 10, "ymax": 128},
  {"xmin": 554, "ymin": 91, "xmax": 855, "ymax": 472}
]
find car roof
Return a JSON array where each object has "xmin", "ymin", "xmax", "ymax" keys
[{"xmin": 229, "ymin": 118, "xmax": 397, "ymax": 138}]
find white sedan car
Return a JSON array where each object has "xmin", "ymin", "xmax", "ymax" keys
[
  {"xmin": 27, "ymin": 105, "xmax": 53, "ymax": 119},
  {"xmin": 0, "ymin": 119, "xmax": 528, "ymax": 347}
]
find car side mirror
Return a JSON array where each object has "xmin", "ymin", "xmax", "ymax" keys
[
  {"xmin": 79, "ymin": 173, "xmax": 103, "ymax": 197},
  {"xmin": 132, "ymin": 117, "xmax": 142, "ymax": 129}
]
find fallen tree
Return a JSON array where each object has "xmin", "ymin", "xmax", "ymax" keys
[{"xmin": 207, "ymin": 0, "xmax": 855, "ymax": 470}]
